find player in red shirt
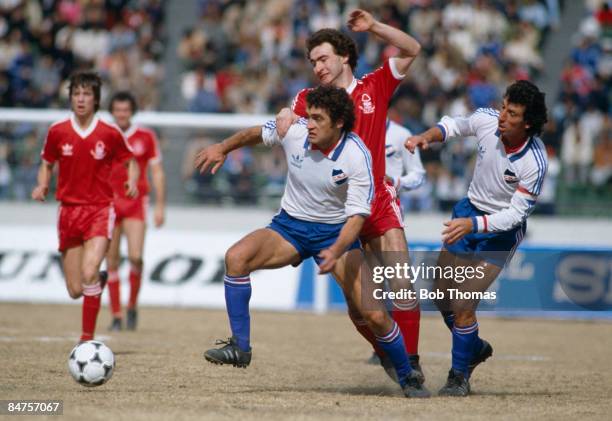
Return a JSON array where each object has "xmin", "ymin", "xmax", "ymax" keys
[
  {"xmin": 197, "ymin": 9, "xmax": 424, "ymax": 382},
  {"xmin": 106, "ymin": 91, "xmax": 166, "ymax": 331},
  {"xmin": 31, "ymin": 71, "xmax": 138, "ymax": 343}
]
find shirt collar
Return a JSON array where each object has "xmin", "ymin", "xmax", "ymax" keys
[
  {"xmin": 303, "ymin": 131, "xmax": 349, "ymax": 161},
  {"xmin": 69, "ymin": 113, "xmax": 100, "ymax": 139}
]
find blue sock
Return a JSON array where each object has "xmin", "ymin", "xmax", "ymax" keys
[
  {"xmin": 375, "ymin": 322, "xmax": 413, "ymax": 386},
  {"xmin": 224, "ymin": 274, "xmax": 252, "ymax": 352},
  {"xmin": 452, "ymin": 322, "xmax": 479, "ymax": 378},
  {"xmin": 441, "ymin": 311, "xmax": 455, "ymax": 331}
]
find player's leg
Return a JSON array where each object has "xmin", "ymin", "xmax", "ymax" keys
[
  {"xmin": 79, "ymin": 236, "xmax": 110, "ymax": 341},
  {"xmin": 62, "ymin": 246, "xmax": 85, "ymax": 299},
  {"xmin": 106, "ymin": 224, "xmax": 123, "ymax": 330},
  {"xmin": 439, "ymin": 259, "xmax": 501, "ymax": 397},
  {"xmin": 332, "ymin": 249, "xmax": 429, "ymax": 398},
  {"xmin": 364, "ymin": 227, "xmax": 421, "ymax": 366},
  {"xmin": 205, "ymin": 228, "xmax": 301, "ymax": 367},
  {"xmin": 122, "ymin": 218, "xmax": 146, "ymax": 330}
]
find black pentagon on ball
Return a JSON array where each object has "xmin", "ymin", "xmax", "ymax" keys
[{"xmin": 91, "ymin": 352, "xmax": 103, "ymax": 363}]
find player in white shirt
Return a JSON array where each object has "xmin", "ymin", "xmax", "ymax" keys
[
  {"xmin": 196, "ymin": 86, "xmax": 429, "ymax": 398},
  {"xmin": 385, "ymin": 119, "xmax": 426, "ymax": 192},
  {"xmin": 406, "ymin": 80, "xmax": 548, "ymax": 396}
]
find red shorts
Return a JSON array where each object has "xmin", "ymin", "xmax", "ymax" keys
[
  {"xmin": 113, "ymin": 195, "xmax": 148, "ymax": 225},
  {"xmin": 359, "ymin": 182, "xmax": 404, "ymax": 242},
  {"xmin": 57, "ymin": 204, "xmax": 115, "ymax": 252}
]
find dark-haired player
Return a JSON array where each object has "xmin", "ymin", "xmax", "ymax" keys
[
  {"xmin": 406, "ymin": 80, "xmax": 549, "ymax": 396},
  {"xmin": 197, "ymin": 85, "xmax": 429, "ymax": 398},
  {"xmin": 106, "ymin": 91, "xmax": 165, "ymax": 331},
  {"xmin": 32, "ymin": 71, "xmax": 138, "ymax": 342}
]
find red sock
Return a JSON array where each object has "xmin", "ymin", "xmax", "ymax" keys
[
  {"xmin": 80, "ymin": 282, "xmax": 102, "ymax": 341},
  {"xmin": 392, "ymin": 307, "xmax": 421, "ymax": 355},
  {"xmin": 348, "ymin": 309, "xmax": 384, "ymax": 357},
  {"xmin": 128, "ymin": 267, "xmax": 142, "ymax": 309},
  {"xmin": 107, "ymin": 270, "xmax": 121, "ymax": 318}
]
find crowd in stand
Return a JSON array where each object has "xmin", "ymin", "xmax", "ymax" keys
[
  {"xmin": 180, "ymin": 0, "xmax": 610, "ymax": 213},
  {"xmin": 1, "ymin": 0, "xmax": 610, "ymax": 215},
  {"xmin": 0, "ymin": 0, "xmax": 165, "ymax": 199}
]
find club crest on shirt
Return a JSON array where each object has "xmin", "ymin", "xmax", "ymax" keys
[
  {"xmin": 332, "ymin": 169, "xmax": 348, "ymax": 185},
  {"xmin": 131, "ymin": 139, "xmax": 145, "ymax": 156},
  {"xmin": 91, "ymin": 141, "xmax": 107, "ymax": 160},
  {"xmin": 359, "ymin": 93, "xmax": 375, "ymax": 114},
  {"xmin": 61, "ymin": 143, "xmax": 73, "ymax": 156},
  {"xmin": 290, "ymin": 153, "xmax": 303, "ymax": 169},
  {"xmin": 503, "ymin": 169, "xmax": 519, "ymax": 184}
]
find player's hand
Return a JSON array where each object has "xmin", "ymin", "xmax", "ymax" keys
[
  {"xmin": 31, "ymin": 185, "xmax": 48, "ymax": 202},
  {"xmin": 195, "ymin": 143, "xmax": 226, "ymax": 175},
  {"xmin": 154, "ymin": 206, "xmax": 165, "ymax": 227},
  {"xmin": 442, "ymin": 218, "xmax": 473, "ymax": 245},
  {"xmin": 347, "ymin": 9, "xmax": 375, "ymax": 32},
  {"xmin": 405, "ymin": 135, "xmax": 429, "ymax": 154},
  {"xmin": 317, "ymin": 248, "xmax": 338, "ymax": 274},
  {"xmin": 276, "ymin": 108, "xmax": 298, "ymax": 138},
  {"xmin": 125, "ymin": 180, "xmax": 138, "ymax": 198}
]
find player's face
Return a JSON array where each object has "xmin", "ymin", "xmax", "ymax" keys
[
  {"xmin": 71, "ymin": 85, "xmax": 96, "ymax": 119},
  {"xmin": 111, "ymin": 100, "xmax": 134, "ymax": 130},
  {"xmin": 498, "ymin": 98, "xmax": 529, "ymax": 142},
  {"xmin": 306, "ymin": 105, "xmax": 342, "ymax": 147},
  {"xmin": 309, "ymin": 42, "xmax": 347, "ymax": 87}
]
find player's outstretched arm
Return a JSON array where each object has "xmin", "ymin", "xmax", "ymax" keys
[
  {"xmin": 150, "ymin": 161, "xmax": 166, "ymax": 227},
  {"xmin": 195, "ymin": 126, "xmax": 262, "ymax": 175},
  {"xmin": 318, "ymin": 215, "xmax": 366, "ymax": 274},
  {"xmin": 405, "ymin": 126, "xmax": 444, "ymax": 153},
  {"xmin": 347, "ymin": 9, "xmax": 421, "ymax": 75},
  {"xmin": 31, "ymin": 161, "xmax": 53, "ymax": 202}
]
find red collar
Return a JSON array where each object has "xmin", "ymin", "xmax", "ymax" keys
[
  {"xmin": 312, "ymin": 138, "xmax": 341, "ymax": 156},
  {"xmin": 504, "ymin": 137, "xmax": 529, "ymax": 154}
]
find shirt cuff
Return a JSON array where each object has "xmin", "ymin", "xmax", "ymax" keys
[
  {"xmin": 472, "ymin": 215, "xmax": 488, "ymax": 233},
  {"xmin": 436, "ymin": 123, "xmax": 447, "ymax": 142},
  {"xmin": 389, "ymin": 58, "xmax": 406, "ymax": 80}
]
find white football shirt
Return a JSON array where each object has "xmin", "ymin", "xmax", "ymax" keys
[
  {"xmin": 385, "ymin": 119, "xmax": 426, "ymax": 191},
  {"xmin": 436, "ymin": 108, "xmax": 548, "ymax": 233},
  {"xmin": 261, "ymin": 118, "xmax": 374, "ymax": 224}
]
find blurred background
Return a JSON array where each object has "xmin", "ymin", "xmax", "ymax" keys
[{"xmin": 0, "ymin": 0, "xmax": 610, "ymax": 216}]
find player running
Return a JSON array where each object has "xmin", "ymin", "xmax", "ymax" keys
[
  {"xmin": 31, "ymin": 71, "xmax": 138, "ymax": 343},
  {"xmin": 405, "ymin": 80, "xmax": 548, "ymax": 396},
  {"xmin": 196, "ymin": 86, "xmax": 430, "ymax": 398},
  {"xmin": 106, "ymin": 91, "xmax": 166, "ymax": 331}
]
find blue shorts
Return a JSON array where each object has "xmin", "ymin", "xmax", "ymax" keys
[
  {"xmin": 267, "ymin": 209, "xmax": 361, "ymax": 265},
  {"xmin": 445, "ymin": 198, "xmax": 526, "ymax": 267}
]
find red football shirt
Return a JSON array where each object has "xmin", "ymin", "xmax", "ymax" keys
[
  {"xmin": 41, "ymin": 114, "xmax": 134, "ymax": 205},
  {"xmin": 109, "ymin": 125, "xmax": 162, "ymax": 199},
  {"xmin": 291, "ymin": 59, "xmax": 404, "ymax": 188}
]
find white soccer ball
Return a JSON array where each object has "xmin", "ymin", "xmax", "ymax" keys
[{"xmin": 67, "ymin": 340, "xmax": 115, "ymax": 387}]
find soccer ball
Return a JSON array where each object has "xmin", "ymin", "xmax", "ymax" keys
[{"xmin": 67, "ymin": 340, "xmax": 115, "ymax": 387}]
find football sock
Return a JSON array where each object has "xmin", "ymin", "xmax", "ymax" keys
[
  {"xmin": 375, "ymin": 322, "xmax": 413, "ymax": 386},
  {"xmin": 391, "ymin": 306, "xmax": 420, "ymax": 356},
  {"xmin": 452, "ymin": 321, "xmax": 480, "ymax": 378},
  {"xmin": 127, "ymin": 265, "xmax": 141, "ymax": 309},
  {"xmin": 107, "ymin": 270, "xmax": 121, "ymax": 317},
  {"xmin": 81, "ymin": 282, "xmax": 102, "ymax": 341},
  {"xmin": 224, "ymin": 274, "xmax": 252, "ymax": 352}
]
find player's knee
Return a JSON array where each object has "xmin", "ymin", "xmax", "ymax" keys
[
  {"xmin": 225, "ymin": 245, "xmax": 251, "ymax": 275},
  {"xmin": 81, "ymin": 266, "xmax": 98, "ymax": 284},
  {"xmin": 128, "ymin": 257, "xmax": 143, "ymax": 272},
  {"xmin": 106, "ymin": 255, "xmax": 120, "ymax": 271}
]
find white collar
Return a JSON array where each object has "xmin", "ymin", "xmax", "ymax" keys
[
  {"xmin": 122, "ymin": 124, "xmax": 138, "ymax": 139},
  {"xmin": 345, "ymin": 77, "xmax": 358, "ymax": 95},
  {"xmin": 70, "ymin": 113, "xmax": 99, "ymax": 139}
]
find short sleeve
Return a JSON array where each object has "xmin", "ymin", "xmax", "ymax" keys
[{"xmin": 41, "ymin": 127, "xmax": 58, "ymax": 163}]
